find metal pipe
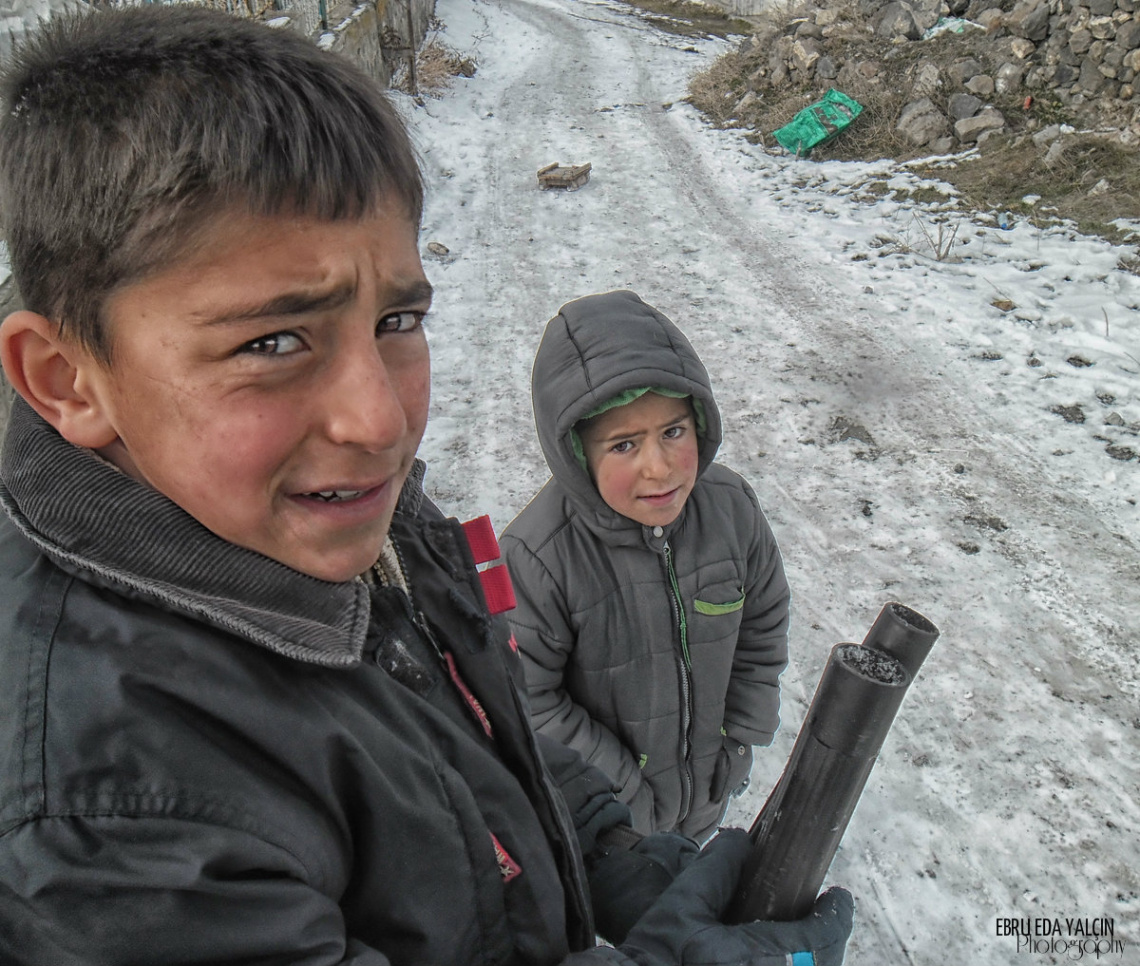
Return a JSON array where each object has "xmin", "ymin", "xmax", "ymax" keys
[{"xmin": 726, "ymin": 602, "xmax": 939, "ymax": 924}]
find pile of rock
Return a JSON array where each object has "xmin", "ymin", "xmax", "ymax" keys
[{"xmin": 733, "ymin": 0, "xmax": 1140, "ymax": 152}]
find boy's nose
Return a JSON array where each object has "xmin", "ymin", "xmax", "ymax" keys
[
  {"xmin": 640, "ymin": 442, "xmax": 670, "ymax": 479},
  {"xmin": 321, "ymin": 348, "xmax": 408, "ymax": 451}
]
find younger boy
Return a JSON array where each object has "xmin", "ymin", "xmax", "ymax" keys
[
  {"xmin": 503, "ymin": 291, "xmax": 791, "ymax": 843},
  {"xmin": 0, "ymin": 9, "xmax": 851, "ymax": 964}
]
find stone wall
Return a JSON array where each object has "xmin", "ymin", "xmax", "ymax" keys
[
  {"xmin": 1023, "ymin": 0, "xmax": 1140, "ymax": 100},
  {"xmin": 0, "ymin": 0, "xmax": 432, "ymax": 87},
  {"xmin": 722, "ymin": 0, "xmax": 1140, "ymax": 153}
]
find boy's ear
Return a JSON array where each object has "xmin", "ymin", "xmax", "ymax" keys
[{"xmin": 0, "ymin": 310, "xmax": 120, "ymax": 449}]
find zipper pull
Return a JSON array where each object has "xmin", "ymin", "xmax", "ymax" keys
[{"xmin": 416, "ymin": 607, "xmax": 495, "ymax": 740}]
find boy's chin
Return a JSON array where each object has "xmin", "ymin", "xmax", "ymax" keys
[
  {"xmin": 240, "ymin": 529, "xmax": 391, "ymax": 584},
  {"xmin": 618, "ymin": 504, "xmax": 686, "ymax": 529},
  {"xmin": 284, "ymin": 549, "xmax": 383, "ymax": 584}
]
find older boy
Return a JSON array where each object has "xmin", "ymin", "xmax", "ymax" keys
[{"xmin": 0, "ymin": 7, "xmax": 851, "ymax": 964}]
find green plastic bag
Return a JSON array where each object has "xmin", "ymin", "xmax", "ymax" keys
[{"xmin": 773, "ymin": 89, "xmax": 864, "ymax": 157}]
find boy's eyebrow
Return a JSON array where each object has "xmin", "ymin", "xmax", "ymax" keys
[
  {"xmin": 202, "ymin": 279, "xmax": 434, "ymax": 326},
  {"xmin": 203, "ymin": 283, "xmax": 357, "ymax": 326},
  {"xmin": 593, "ymin": 411, "xmax": 693, "ymax": 444},
  {"xmin": 394, "ymin": 279, "xmax": 435, "ymax": 307}
]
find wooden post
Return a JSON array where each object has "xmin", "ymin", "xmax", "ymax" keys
[{"xmin": 406, "ymin": 1, "xmax": 418, "ymax": 96}]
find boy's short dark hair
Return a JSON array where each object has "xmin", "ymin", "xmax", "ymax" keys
[{"xmin": 0, "ymin": 6, "xmax": 423, "ymax": 363}]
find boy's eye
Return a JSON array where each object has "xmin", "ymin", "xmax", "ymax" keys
[
  {"xmin": 664, "ymin": 425, "xmax": 686, "ymax": 439},
  {"xmin": 241, "ymin": 331, "xmax": 305, "ymax": 355},
  {"xmin": 611, "ymin": 440, "xmax": 634, "ymax": 455},
  {"xmin": 377, "ymin": 311, "xmax": 424, "ymax": 334}
]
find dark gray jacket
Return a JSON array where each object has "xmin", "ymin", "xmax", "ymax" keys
[
  {"xmin": 0, "ymin": 399, "xmax": 642, "ymax": 966},
  {"xmin": 502, "ymin": 291, "xmax": 790, "ymax": 842}
]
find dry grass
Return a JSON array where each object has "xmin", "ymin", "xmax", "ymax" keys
[
  {"xmin": 687, "ymin": 52, "xmax": 761, "ymax": 123},
  {"xmin": 618, "ymin": 0, "xmax": 754, "ymax": 38},
  {"xmin": 927, "ymin": 136, "xmax": 1140, "ymax": 241},
  {"xmin": 395, "ymin": 38, "xmax": 476, "ymax": 96}
]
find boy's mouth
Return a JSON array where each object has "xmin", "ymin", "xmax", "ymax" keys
[
  {"xmin": 309, "ymin": 489, "xmax": 367, "ymax": 503},
  {"xmin": 639, "ymin": 487, "xmax": 680, "ymax": 506},
  {"xmin": 289, "ymin": 471, "xmax": 402, "ymax": 516}
]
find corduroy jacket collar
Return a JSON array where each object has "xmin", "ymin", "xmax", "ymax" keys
[{"xmin": 0, "ymin": 398, "xmax": 427, "ymax": 668}]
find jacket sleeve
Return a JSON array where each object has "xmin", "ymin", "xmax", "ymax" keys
[
  {"xmin": 722, "ymin": 480, "xmax": 791, "ymax": 748},
  {"xmin": 503, "ymin": 535, "xmax": 651, "ymax": 819},
  {"xmin": 0, "ymin": 815, "xmax": 391, "ymax": 966}
]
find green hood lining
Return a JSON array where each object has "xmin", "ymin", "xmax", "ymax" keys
[{"xmin": 569, "ymin": 387, "xmax": 708, "ymax": 471}]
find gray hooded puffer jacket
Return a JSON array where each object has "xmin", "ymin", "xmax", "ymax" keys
[{"xmin": 502, "ymin": 291, "xmax": 790, "ymax": 842}]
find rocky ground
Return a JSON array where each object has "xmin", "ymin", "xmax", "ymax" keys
[{"xmin": 685, "ymin": 0, "xmax": 1140, "ymax": 231}]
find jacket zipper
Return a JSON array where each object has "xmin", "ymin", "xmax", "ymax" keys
[
  {"xmin": 663, "ymin": 540, "xmax": 695, "ymax": 823},
  {"xmin": 382, "ymin": 556, "xmax": 496, "ymax": 742}
]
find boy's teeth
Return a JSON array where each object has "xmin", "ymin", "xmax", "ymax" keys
[{"xmin": 312, "ymin": 489, "xmax": 365, "ymax": 502}]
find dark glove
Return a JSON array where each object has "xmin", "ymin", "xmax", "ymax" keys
[
  {"xmin": 588, "ymin": 831, "xmax": 700, "ymax": 944},
  {"xmin": 619, "ymin": 828, "xmax": 855, "ymax": 966},
  {"xmin": 535, "ymin": 732, "xmax": 634, "ymax": 858}
]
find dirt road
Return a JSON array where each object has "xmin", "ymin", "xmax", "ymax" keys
[{"xmin": 419, "ymin": 0, "xmax": 1140, "ymax": 960}]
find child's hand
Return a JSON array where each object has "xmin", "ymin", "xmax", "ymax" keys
[
  {"xmin": 619, "ymin": 829, "xmax": 854, "ymax": 966},
  {"xmin": 588, "ymin": 831, "xmax": 699, "ymax": 944},
  {"xmin": 712, "ymin": 734, "xmax": 753, "ymax": 803}
]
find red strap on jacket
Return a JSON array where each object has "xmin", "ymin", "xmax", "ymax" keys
[
  {"xmin": 461, "ymin": 516, "xmax": 516, "ymax": 616},
  {"xmin": 461, "ymin": 515, "xmax": 500, "ymax": 565},
  {"xmin": 478, "ymin": 565, "xmax": 516, "ymax": 616}
]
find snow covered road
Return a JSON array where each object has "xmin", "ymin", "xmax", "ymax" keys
[{"xmin": 404, "ymin": 0, "xmax": 1140, "ymax": 961}]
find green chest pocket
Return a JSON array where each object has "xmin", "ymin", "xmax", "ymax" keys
[{"xmin": 693, "ymin": 590, "xmax": 745, "ymax": 616}]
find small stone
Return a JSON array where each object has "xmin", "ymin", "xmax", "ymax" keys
[
  {"xmin": 874, "ymin": 1, "xmax": 922, "ymax": 40},
  {"xmin": 1050, "ymin": 404, "xmax": 1086, "ymax": 423},
  {"xmin": 1070, "ymin": 28, "xmax": 1093, "ymax": 55},
  {"xmin": 1117, "ymin": 20, "xmax": 1140, "ymax": 50},
  {"xmin": 966, "ymin": 74, "xmax": 996, "ymax": 95},
  {"xmin": 949, "ymin": 92, "xmax": 984, "ymax": 120},
  {"xmin": 1011, "ymin": 37, "xmax": 1038, "ymax": 58},
  {"xmin": 1032, "ymin": 123, "xmax": 1063, "ymax": 145},
  {"xmin": 975, "ymin": 9, "xmax": 1004, "ymax": 33},
  {"xmin": 948, "ymin": 57, "xmax": 985, "ymax": 85},
  {"xmin": 955, "ymin": 109, "xmax": 1006, "ymax": 141},
  {"xmin": 1089, "ymin": 16, "xmax": 1117, "ymax": 40},
  {"xmin": 911, "ymin": 61, "xmax": 943, "ymax": 96},
  {"xmin": 896, "ymin": 97, "xmax": 950, "ymax": 145},
  {"xmin": 995, "ymin": 63, "xmax": 1025, "ymax": 94},
  {"xmin": 792, "ymin": 37, "xmax": 823, "ymax": 71},
  {"xmin": 1006, "ymin": 0, "xmax": 1051, "ymax": 40}
]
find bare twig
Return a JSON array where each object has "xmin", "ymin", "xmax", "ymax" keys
[{"xmin": 911, "ymin": 213, "xmax": 962, "ymax": 262}]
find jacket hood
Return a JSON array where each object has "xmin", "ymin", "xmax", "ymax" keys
[{"xmin": 530, "ymin": 290, "xmax": 722, "ymax": 520}]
